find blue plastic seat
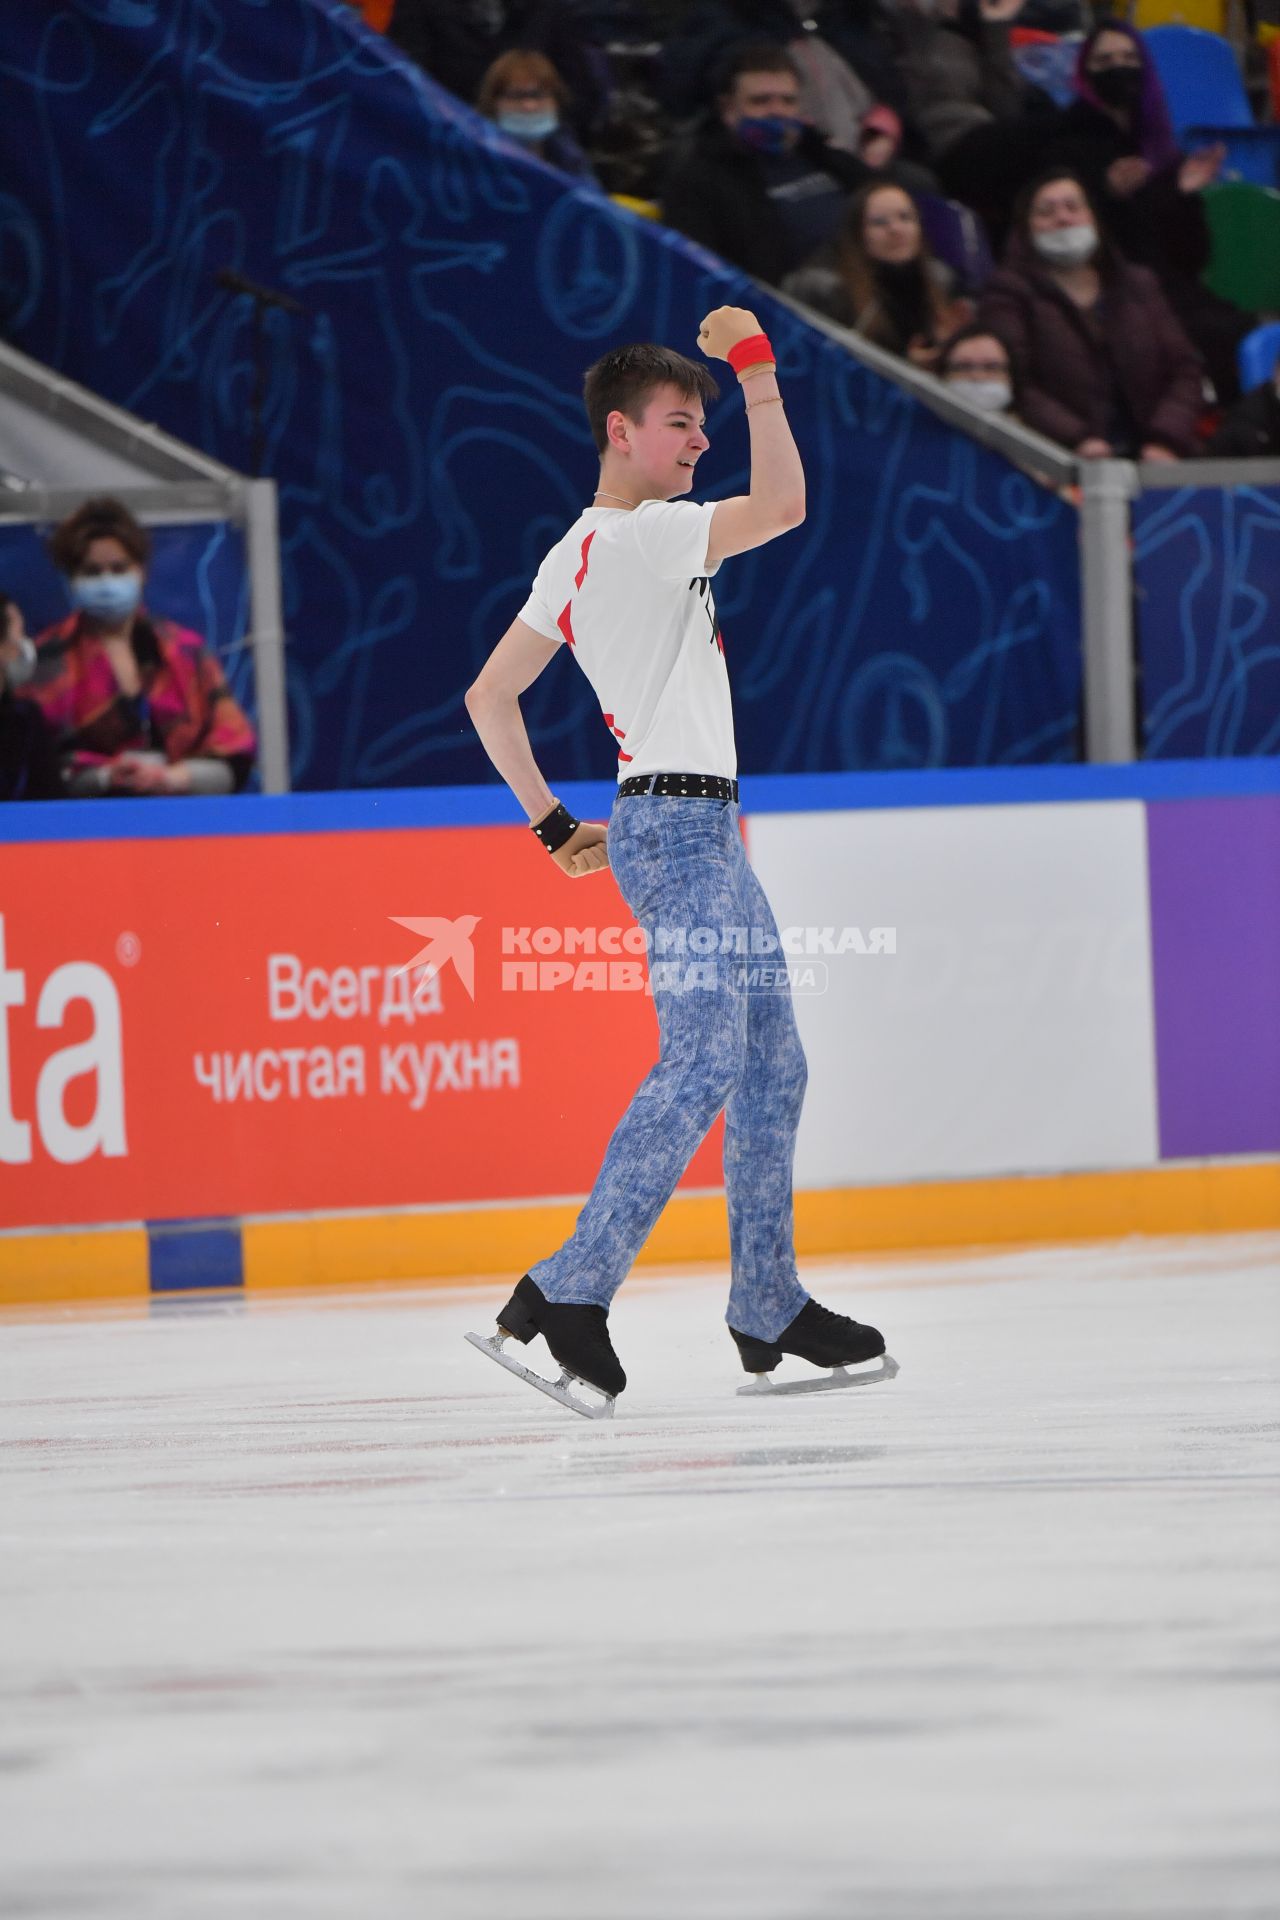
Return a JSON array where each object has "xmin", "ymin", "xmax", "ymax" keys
[
  {"xmin": 1143, "ymin": 24, "xmax": 1251, "ymax": 133},
  {"xmin": 1143, "ymin": 26, "xmax": 1280, "ymax": 187},
  {"xmin": 1237, "ymin": 320, "xmax": 1280, "ymax": 392}
]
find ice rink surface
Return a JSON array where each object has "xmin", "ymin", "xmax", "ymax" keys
[{"xmin": 2, "ymin": 1234, "xmax": 1279, "ymax": 1920}]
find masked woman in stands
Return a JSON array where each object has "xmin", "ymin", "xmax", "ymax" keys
[
  {"xmin": 477, "ymin": 49, "xmax": 595, "ymax": 179},
  {"xmin": 29, "ymin": 497, "xmax": 257, "ymax": 796},
  {"xmin": 1043, "ymin": 22, "xmax": 1248, "ymax": 399},
  {"xmin": 784, "ymin": 181, "xmax": 972, "ymax": 370},
  {"xmin": 977, "ymin": 170, "xmax": 1203, "ymax": 459}
]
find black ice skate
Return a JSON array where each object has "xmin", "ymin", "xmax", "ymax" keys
[
  {"xmin": 729, "ymin": 1299, "xmax": 899, "ymax": 1398},
  {"xmin": 464, "ymin": 1275, "xmax": 625, "ymax": 1420}
]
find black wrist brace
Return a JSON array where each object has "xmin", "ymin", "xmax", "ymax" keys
[{"xmin": 531, "ymin": 801, "xmax": 579, "ymax": 853}]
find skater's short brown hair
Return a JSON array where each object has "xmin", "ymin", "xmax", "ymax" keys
[{"xmin": 583, "ymin": 345, "xmax": 719, "ymax": 455}]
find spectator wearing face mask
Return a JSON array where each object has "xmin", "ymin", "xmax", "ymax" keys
[
  {"xmin": 937, "ymin": 323, "xmax": 1017, "ymax": 416},
  {"xmin": 658, "ymin": 0, "xmax": 915, "ymax": 152},
  {"xmin": 661, "ymin": 42, "xmax": 870, "ymax": 284},
  {"xmin": 1043, "ymin": 22, "xmax": 1248, "ymax": 400},
  {"xmin": 388, "ymin": 1, "xmax": 603, "ymax": 138},
  {"xmin": 977, "ymin": 171, "xmax": 1203, "ymax": 460},
  {"xmin": 29, "ymin": 498, "xmax": 257, "ymax": 796},
  {"xmin": 784, "ymin": 181, "xmax": 972, "ymax": 369},
  {"xmin": 0, "ymin": 593, "xmax": 61, "ymax": 802},
  {"xmin": 477, "ymin": 49, "xmax": 596, "ymax": 178}
]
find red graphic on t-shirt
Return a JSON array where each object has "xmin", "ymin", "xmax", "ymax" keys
[
  {"xmin": 556, "ymin": 531, "xmax": 598, "ymax": 650},
  {"xmin": 602, "ymin": 711, "xmax": 632, "ymax": 764}
]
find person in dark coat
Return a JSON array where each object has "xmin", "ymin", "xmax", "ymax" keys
[
  {"xmin": 1041, "ymin": 21, "xmax": 1250, "ymax": 400},
  {"xmin": 661, "ymin": 42, "xmax": 869, "ymax": 285},
  {"xmin": 0, "ymin": 594, "xmax": 62, "ymax": 802},
  {"xmin": 1206, "ymin": 356, "xmax": 1280, "ymax": 458},
  {"xmin": 658, "ymin": 0, "xmax": 914, "ymax": 142},
  {"xmin": 977, "ymin": 170, "xmax": 1204, "ymax": 458}
]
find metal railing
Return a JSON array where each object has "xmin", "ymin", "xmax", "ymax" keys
[
  {"xmin": 0, "ymin": 340, "xmax": 290, "ymax": 793},
  {"xmin": 780, "ymin": 293, "xmax": 1280, "ymax": 763}
]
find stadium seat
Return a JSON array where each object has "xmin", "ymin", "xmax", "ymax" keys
[
  {"xmin": 1143, "ymin": 25, "xmax": 1251, "ymax": 131},
  {"xmin": 1144, "ymin": 26, "xmax": 1280, "ymax": 187},
  {"xmin": 1237, "ymin": 319, "xmax": 1280, "ymax": 391},
  {"xmin": 1201, "ymin": 181, "xmax": 1280, "ymax": 311},
  {"xmin": 1134, "ymin": 0, "xmax": 1225, "ymax": 33}
]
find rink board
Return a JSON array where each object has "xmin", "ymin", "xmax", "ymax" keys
[{"xmin": 1, "ymin": 764, "xmax": 1277, "ymax": 1300}]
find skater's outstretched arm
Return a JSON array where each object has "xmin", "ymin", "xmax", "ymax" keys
[
  {"xmin": 700, "ymin": 307, "xmax": 806, "ymax": 568},
  {"xmin": 464, "ymin": 619, "xmax": 610, "ymax": 877}
]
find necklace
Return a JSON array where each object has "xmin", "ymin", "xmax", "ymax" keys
[{"xmin": 592, "ymin": 490, "xmax": 637, "ymax": 509}]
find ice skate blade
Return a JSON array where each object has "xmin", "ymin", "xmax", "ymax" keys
[
  {"xmin": 736, "ymin": 1353, "xmax": 900, "ymax": 1398},
  {"xmin": 464, "ymin": 1331, "xmax": 616, "ymax": 1421}
]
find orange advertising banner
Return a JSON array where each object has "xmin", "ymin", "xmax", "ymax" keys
[{"xmin": 0, "ymin": 826, "xmax": 725, "ymax": 1229}]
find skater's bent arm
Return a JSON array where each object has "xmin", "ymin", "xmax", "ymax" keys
[
  {"xmin": 695, "ymin": 302, "xmax": 806, "ymax": 567},
  {"xmin": 705, "ymin": 366, "xmax": 805, "ymax": 566},
  {"xmin": 464, "ymin": 617, "xmax": 562, "ymax": 821}
]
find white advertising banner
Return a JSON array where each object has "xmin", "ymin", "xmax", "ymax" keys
[{"xmin": 747, "ymin": 803, "xmax": 1160, "ymax": 1187}]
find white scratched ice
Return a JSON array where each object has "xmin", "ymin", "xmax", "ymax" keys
[{"xmin": 2, "ymin": 1234, "xmax": 1278, "ymax": 1919}]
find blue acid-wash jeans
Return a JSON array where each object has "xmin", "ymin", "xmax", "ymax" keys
[{"xmin": 527, "ymin": 792, "xmax": 811, "ymax": 1343}]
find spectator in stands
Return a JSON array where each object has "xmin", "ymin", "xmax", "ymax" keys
[
  {"xmin": 937, "ymin": 322, "xmax": 1018, "ymax": 415},
  {"xmin": 977, "ymin": 171, "xmax": 1204, "ymax": 459},
  {"xmin": 29, "ymin": 498, "xmax": 257, "ymax": 796},
  {"xmin": 388, "ymin": 1, "xmax": 603, "ymax": 137},
  {"xmin": 0, "ymin": 594, "xmax": 61, "ymax": 802},
  {"xmin": 1043, "ymin": 22, "xmax": 1249, "ymax": 399},
  {"xmin": 893, "ymin": 0, "xmax": 1031, "ymax": 165},
  {"xmin": 478, "ymin": 50, "xmax": 595, "ymax": 177},
  {"xmin": 1207, "ymin": 347, "xmax": 1280, "ymax": 457},
  {"xmin": 662, "ymin": 42, "xmax": 869, "ymax": 284},
  {"xmin": 784, "ymin": 181, "xmax": 972, "ymax": 369},
  {"xmin": 659, "ymin": 0, "xmax": 914, "ymax": 151},
  {"xmin": 854, "ymin": 103, "xmax": 938, "ymax": 198}
]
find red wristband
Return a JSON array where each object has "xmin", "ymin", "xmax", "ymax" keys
[{"xmin": 727, "ymin": 332, "xmax": 775, "ymax": 374}]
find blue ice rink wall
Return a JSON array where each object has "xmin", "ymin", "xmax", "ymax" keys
[
  {"xmin": 1132, "ymin": 484, "xmax": 1280, "ymax": 758},
  {"xmin": 0, "ymin": 0, "xmax": 1083, "ymax": 786}
]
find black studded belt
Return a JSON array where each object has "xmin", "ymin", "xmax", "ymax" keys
[{"xmin": 617, "ymin": 772, "xmax": 739, "ymax": 802}]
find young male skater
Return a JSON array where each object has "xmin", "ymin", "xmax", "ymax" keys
[{"xmin": 464, "ymin": 306, "xmax": 894, "ymax": 1415}]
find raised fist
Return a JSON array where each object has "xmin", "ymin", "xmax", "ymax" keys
[{"xmin": 697, "ymin": 306, "xmax": 768, "ymax": 363}]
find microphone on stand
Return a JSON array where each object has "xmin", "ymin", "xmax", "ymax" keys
[
  {"xmin": 213, "ymin": 267, "xmax": 309, "ymax": 475},
  {"xmin": 215, "ymin": 267, "xmax": 308, "ymax": 316}
]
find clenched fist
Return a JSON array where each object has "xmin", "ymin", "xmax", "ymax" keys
[
  {"xmin": 697, "ymin": 306, "xmax": 773, "ymax": 366},
  {"xmin": 553, "ymin": 821, "xmax": 610, "ymax": 878}
]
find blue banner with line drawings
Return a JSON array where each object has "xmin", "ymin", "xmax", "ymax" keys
[
  {"xmin": 0, "ymin": 0, "xmax": 1083, "ymax": 785},
  {"xmin": 1133, "ymin": 486, "xmax": 1280, "ymax": 759}
]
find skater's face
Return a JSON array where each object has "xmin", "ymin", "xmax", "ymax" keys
[{"xmin": 606, "ymin": 382, "xmax": 710, "ymax": 498}]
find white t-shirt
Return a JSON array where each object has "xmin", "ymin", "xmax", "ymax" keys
[{"xmin": 519, "ymin": 499, "xmax": 736, "ymax": 781}]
